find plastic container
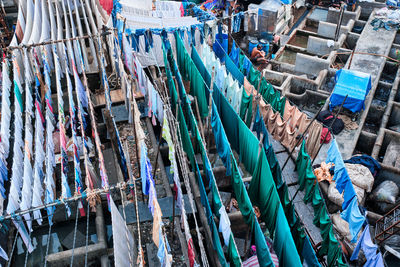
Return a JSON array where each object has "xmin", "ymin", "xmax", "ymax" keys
[
  {"xmin": 213, "ymin": 33, "xmax": 228, "ymax": 62},
  {"xmin": 353, "ymin": 26, "xmax": 363, "ymax": 34},
  {"xmin": 259, "ymin": 39, "xmax": 270, "ymax": 54},
  {"xmin": 248, "ymin": 39, "xmax": 259, "ymax": 54}
]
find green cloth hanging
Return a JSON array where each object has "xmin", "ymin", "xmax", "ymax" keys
[
  {"xmin": 273, "ymin": 207, "xmax": 305, "ymax": 267},
  {"xmin": 231, "ymin": 157, "xmax": 254, "ymax": 225},
  {"xmin": 228, "ymin": 235, "xmax": 242, "ymax": 267},
  {"xmin": 162, "ymin": 44, "xmax": 178, "ymax": 107},
  {"xmin": 247, "ymin": 66, "xmax": 261, "ymax": 87},
  {"xmin": 253, "ymin": 219, "xmax": 275, "ymax": 267},
  {"xmin": 238, "ymin": 119, "xmax": 259, "ymax": 172},
  {"xmin": 211, "ymin": 220, "xmax": 229, "ymax": 267},
  {"xmin": 248, "ymin": 151, "xmax": 279, "ymax": 233},
  {"xmin": 175, "ymin": 32, "xmax": 208, "ymax": 118},
  {"xmin": 296, "ymin": 141, "xmax": 347, "ymax": 266},
  {"xmin": 239, "ymin": 88, "xmax": 252, "ymax": 122},
  {"xmin": 170, "ymin": 37, "xmax": 245, "ymax": 266}
]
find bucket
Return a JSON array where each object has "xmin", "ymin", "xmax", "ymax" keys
[
  {"xmin": 353, "ymin": 26, "xmax": 363, "ymax": 34},
  {"xmin": 248, "ymin": 39, "xmax": 259, "ymax": 54},
  {"xmin": 213, "ymin": 33, "xmax": 228, "ymax": 62},
  {"xmin": 259, "ymin": 39, "xmax": 270, "ymax": 54}
]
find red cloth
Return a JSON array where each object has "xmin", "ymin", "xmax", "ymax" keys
[
  {"xmin": 188, "ymin": 238, "xmax": 195, "ymax": 267},
  {"xmin": 99, "ymin": 0, "xmax": 113, "ymax": 15},
  {"xmin": 320, "ymin": 127, "xmax": 332, "ymax": 143}
]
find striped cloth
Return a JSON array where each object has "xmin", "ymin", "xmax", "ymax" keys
[{"xmin": 243, "ymin": 254, "xmax": 279, "ymax": 267}]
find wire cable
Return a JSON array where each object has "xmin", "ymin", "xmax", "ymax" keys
[{"xmin": 70, "ymin": 204, "xmax": 80, "ymax": 267}]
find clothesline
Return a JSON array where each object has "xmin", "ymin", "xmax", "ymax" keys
[
  {"xmin": 4, "ymin": 31, "xmax": 111, "ymax": 52},
  {"xmin": 0, "ymin": 182, "xmax": 135, "ymax": 222}
]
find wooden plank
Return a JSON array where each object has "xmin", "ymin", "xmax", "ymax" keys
[{"xmin": 93, "ymin": 89, "xmax": 143, "ymax": 107}]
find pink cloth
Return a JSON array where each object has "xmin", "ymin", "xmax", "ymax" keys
[
  {"xmin": 243, "ymin": 254, "xmax": 279, "ymax": 267},
  {"xmin": 99, "ymin": 0, "xmax": 113, "ymax": 15}
]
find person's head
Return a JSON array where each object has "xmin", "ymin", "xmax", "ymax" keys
[{"xmin": 257, "ymin": 44, "xmax": 262, "ymax": 50}]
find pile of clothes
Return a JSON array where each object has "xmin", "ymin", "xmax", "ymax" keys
[{"xmin": 372, "ymin": 7, "xmax": 400, "ymax": 30}]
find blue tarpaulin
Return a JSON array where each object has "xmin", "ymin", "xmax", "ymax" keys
[{"xmin": 330, "ymin": 69, "xmax": 371, "ymax": 113}]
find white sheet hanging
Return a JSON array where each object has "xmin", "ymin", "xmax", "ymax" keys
[{"xmin": 110, "ymin": 195, "xmax": 135, "ymax": 267}]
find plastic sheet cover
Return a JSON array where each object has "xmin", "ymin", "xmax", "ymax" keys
[{"xmin": 330, "ymin": 69, "xmax": 371, "ymax": 113}]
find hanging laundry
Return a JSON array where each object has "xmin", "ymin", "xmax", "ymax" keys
[
  {"xmin": 211, "ymin": 103, "xmax": 232, "ymax": 176},
  {"xmin": 218, "ymin": 206, "xmax": 231, "ymax": 246},
  {"xmin": 7, "ymin": 57, "xmax": 25, "ymax": 218},
  {"xmin": 12, "ymin": 216, "xmax": 34, "ymax": 253},
  {"xmin": 351, "ymin": 226, "xmax": 384, "ymax": 266},
  {"xmin": 162, "ymin": 112, "xmax": 183, "ymax": 209},
  {"xmin": 0, "ymin": 244, "xmax": 8, "ymax": 261},
  {"xmin": 229, "ymin": 40, "xmax": 240, "ymax": 67},
  {"xmin": 110, "ymin": 195, "xmax": 135, "ymax": 267},
  {"xmin": 326, "ymin": 140, "xmax": 365, "ymax": 242},
  {"xmin": 232, "ymin": 12, "xmax": 244, "ymax": 33},
  {"xmin": 0, "ymin": 59, "xmax": 12, "ymax": 157},
  {"xmin": 341, "ymin": 196, "xmax": 366, "ymax": 243}
]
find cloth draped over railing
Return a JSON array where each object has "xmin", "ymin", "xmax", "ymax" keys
[
  {"xmin": 42, "ymin": 43, "xmax": 56, "ymax": 225},
  {"xmin": 167, "ymin": 34, "xmax": 242, "ymax": 267},
  {"xmin": 119, "ymin": 26, "xmax": 200, "ymax": 265}
]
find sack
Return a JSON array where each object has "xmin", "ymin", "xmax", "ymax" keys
[
  {"xmin": 345, "ymin": 163, "xmax": 374, "ymax": 192},
  {"xmin": 317, "ymin": 110, "xmax": 345, "ymax": 134},
  {"xmin": 328, "ymin": 181, "xmax": 365, "ymax": 206},
  {"xmin": 370, "ymin": 180, "xmax": 399, "ymax": 204}
]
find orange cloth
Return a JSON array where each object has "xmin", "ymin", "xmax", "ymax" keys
[
  {"xmin": 306, "ymin": 121, "xmax": 323, "ymax": 159},
  {"xmin": 314, "ymin": 162, "xmax": 334, "ymax": 183},
  {"xmin": 266, "ymin": 107, "xmax": 279, "ymax": 135},
  {"xmin": 298, "ymin": 115, "xmax": 312, "ymax": 135},
  {"xmin": 283, "ymin": 99, "xmax": 296, "ymax": 121},
  {"xmin": 282, "ymin": 123, "xmax": 297, "ymax": 150},
  {"xmin": 292, "ymin": 108, "xmax": 304, "ymax": 129},
  {"xmin": 152, "ymin": 199, "xmax": 163, "ymax": 247},
  {"xmin": 273, "ymin": 115, "xmax": 286, "ymax": 142}
]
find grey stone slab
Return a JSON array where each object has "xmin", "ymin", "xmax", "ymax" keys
[
  {"xmin": 103, "ymin": 148, "xmax": 120, "ymax": 185},
  {"xmin": 102, "ymin": 104, "xmax": 130, "ymax": 123},
  {"xmin": 146, "ymin": 243, "xmax": 160, "ymax": 267},
  {"xmin": 294, "ymin": 53, "xmax": 330, "ymax": 76},
  {"xmin": 62, "ymin": 229, "xmax": 86, "ymax": 249},
  {"xmin": 122, "ymin": 195, "xmax": 196, "ymax": 224},
  {"xmin": 345, "ymin": 11, "xmax": 397, "ymax": 82}
]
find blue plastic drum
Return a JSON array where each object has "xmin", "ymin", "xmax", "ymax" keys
[
  {"xmin": 259, "ymin": 39, "xmax": 270, "ymax": 54},
  {"xmin": 248, "ymin": 39, "xmax": 259, "ymax": 54}
]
